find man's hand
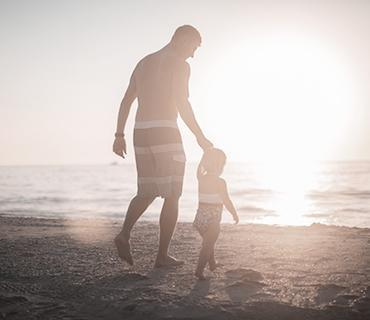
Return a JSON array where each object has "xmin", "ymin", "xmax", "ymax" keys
[
  {"xmin": 197, "ymin": 136, "xmax": 213, "ymax": 151},
  {"xmin": 113, "ymin": 137, "xmax": 126, "ymax": 158}
]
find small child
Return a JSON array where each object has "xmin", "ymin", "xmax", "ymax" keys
[{"xmin": 193, "ymin": 148, "xmax": 239, "ymax": 280}]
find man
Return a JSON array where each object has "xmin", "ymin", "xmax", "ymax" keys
[{"xmin": 113, "ymin": 25, "xmax": 212, "ymax": 268}]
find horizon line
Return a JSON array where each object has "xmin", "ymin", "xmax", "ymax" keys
[{"xmin": 1, "ymin": 159, "xmax": 370, "ymax": 167}]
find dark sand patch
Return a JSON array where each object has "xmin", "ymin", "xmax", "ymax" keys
[{"xmin": 1, "ymin": 215, "xmax": 370, "ymax": 319}]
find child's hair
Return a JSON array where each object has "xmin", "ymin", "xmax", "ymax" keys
[{"xmin": 198, "ymin": 148, "xmax": 227, "ymax": 179}]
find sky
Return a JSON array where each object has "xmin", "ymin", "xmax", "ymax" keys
[{"xmin": 1, "ymin": 0, "xmax": 370, "ymax": 165}]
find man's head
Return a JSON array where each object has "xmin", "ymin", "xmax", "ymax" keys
[{"xmin": 170, "ymin": 25, "xmax": 201, "ymax": 59}]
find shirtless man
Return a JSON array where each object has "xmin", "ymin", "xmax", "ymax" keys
[{"xmin": 113, "ymin": 25, "xmax": 213, "ymax": 267}]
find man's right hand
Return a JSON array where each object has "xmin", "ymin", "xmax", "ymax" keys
[
  {"xmin": 197, "ymin": 136, "xmax": 213, "ymax": 151},
  {"xmin": 113, "ymin": 137, "xmax": 126, "ymax": 158}
]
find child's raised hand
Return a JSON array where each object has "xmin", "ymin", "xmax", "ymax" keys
[{"xmin": 233, "ymin": 213, "xmax": 239, "ymax": 224}]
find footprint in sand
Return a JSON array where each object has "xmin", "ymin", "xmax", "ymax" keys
[
  {"xmin": 361, "ymin": 286, "xmax": 370, "ymax": 298},
  {"xmin": 225, "ymin": 268, "xmax": 264, "ymax": 282},
  {"xmin": 332, "ymin": 294, "xmax": 360, "ymax": 306},
  {"xmin": 121, "ymin": 273, "xmax": 149, "ymax": 281},
  {"xmin": 225, "ymin": 280, "xmax": 265, "ymax": 303},
  {"xmin": 0, "ymin": 295, "xmax": 28, "ymax": 306},
  {"xmin": 351, "ymin": 286, "xmax": 370, "ymax": 314},
  {"xmin": 315, "ymin": 284, "xmax": 346, "ymax": 305},
  {"xmin": 98, "ymin": 273, "xmax": 149, "ymax": 286},
  {"xmin": 224, "ymin": 268, "xmax": 265, "ymax": 303},
  {"xmin": 352, "ymin": 297, "xmax": 370, "ymax": 313}
]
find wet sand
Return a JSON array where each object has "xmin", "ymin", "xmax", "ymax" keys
[{"xmin": 1, "ymin": 215, "xmax": 370, "ymax": 319}]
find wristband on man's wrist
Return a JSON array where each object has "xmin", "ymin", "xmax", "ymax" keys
[{"xmin": 115, "ymin": 132, "xmax": 125, "ymax": 138}]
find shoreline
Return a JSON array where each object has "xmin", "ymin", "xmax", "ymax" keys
[
  {"xmin": 1, "ymin": 213, "xmax": 369, "ymax": 231},
  {"xmin": 1, "ymin": 215, "xmax": 370, "ymax": 319}
]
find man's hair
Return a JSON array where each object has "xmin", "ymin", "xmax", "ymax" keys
[{"xmin": 171, "ymin": 25, "xmax": 201, "ymax": 44}]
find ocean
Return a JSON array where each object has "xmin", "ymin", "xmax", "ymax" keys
[{"xmin": 1, "ymin": 162, "xmax": 369, "ymax": 228}]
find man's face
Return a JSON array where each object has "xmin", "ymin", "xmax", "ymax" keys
[
  {"xmin": 178, "ymin": 38, "xmax": 201, "ymax": 59},
  {"xmin": 187, "ymin": 40, "xmax": 201, "ymax": 58}
]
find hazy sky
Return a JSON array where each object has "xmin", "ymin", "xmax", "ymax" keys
[{"xmin": 1, "ymin": 0, "xmax": 369, "ymax": 165}]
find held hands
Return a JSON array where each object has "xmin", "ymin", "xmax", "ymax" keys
[{"xmin": 113, "ymin": 137, "xmax": 126, "ymax": 158}]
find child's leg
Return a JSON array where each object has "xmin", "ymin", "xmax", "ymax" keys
[
  {"xmin": 208, "ymin": 225, "xmax": 220, "ymax": 271},
  {"xmin": 195, "ymin": 224, "xmax": 220, "ymax": 279},
  {"xmin": 209, "ymin": 248, "xmax": 217, "ymax": 271}
]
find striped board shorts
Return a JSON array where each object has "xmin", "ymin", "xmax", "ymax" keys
[{"xmin": 134, "ymin": 120, "xmax": 186, "ymax": 198}]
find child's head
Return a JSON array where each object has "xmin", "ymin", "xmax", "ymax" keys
[{"xmin": 199, "ymin": 148, "xmax": 226, "ymax": 177}]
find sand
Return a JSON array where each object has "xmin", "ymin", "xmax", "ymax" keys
[{"xmin": 1, "ymin": 215, "xmax": 370, "ymax": 319}]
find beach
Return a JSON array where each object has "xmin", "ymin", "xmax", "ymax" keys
[{"xmin": 1, "ymin": 215, "xmax": 370, "ymax": 319}]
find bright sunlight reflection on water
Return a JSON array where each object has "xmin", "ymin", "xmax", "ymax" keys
[{"xmin": 251, "ymin": 159, "xmax": 320, "ymax": 226}]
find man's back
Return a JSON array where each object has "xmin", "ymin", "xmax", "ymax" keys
[{"xmin": 134, "ymin": 48, "xmax": 189, "ymax": 122}]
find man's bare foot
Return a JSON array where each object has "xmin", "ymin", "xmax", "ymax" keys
[
  {"xmin": 114, "ymin": 234, "xmax": 133, "ymax": 265},
  {"xmin": 209, "ymin": 259, "xmax": 217, "ymax": 271},
  {"xmin": 154, "ymin": 255, "xmax": 184, "ymax": 268},
  {"xmin": 195, "ymin": 270, "xmax": 206, "ymax": 281},
  {"xmin": 209, "ymin": 259, "xmax": 222, "ymax": 271}
]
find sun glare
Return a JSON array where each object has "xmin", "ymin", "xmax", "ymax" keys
[
  {"xmin": 203, "ymin": 31, "xmax": 356, "ymax": 225},
  {"xmin": 253, "ymin": 159, "xmax": 319, "ymax": 225}
]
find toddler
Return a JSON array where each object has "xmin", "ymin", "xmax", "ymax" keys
[{"xmin": 193, "ymin": 148, "xmax": 239, "ymax": 280}]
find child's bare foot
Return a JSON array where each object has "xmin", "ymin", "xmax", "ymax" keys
[{"xmin": 114, "ymin": 234, "xmax": 133, "ymax": 265}]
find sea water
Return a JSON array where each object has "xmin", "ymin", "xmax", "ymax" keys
[{"xmin": 0, "ymin": 162, "xmax": 369, "ymax": 228}]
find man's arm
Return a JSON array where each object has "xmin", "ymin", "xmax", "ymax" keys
[
  {"xmin": 178, "ymin": 99, "xmax": 212, "ymax": 150},
  {"xmin": 113, "ymin": 71, "xmax": 137, "ymax": 158},
  {"xmin": 175, "ymin": 62, "xmax": 212, "ymax": 150}
]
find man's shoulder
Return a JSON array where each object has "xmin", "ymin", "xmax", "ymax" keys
[
  {"xmin": 136, "ymin": 51, "xmax": 189, "ymax": 76},
  {"xmin": 174, "ymin": 59, "xmax": 190, "ymax": 69},
  {"xmin": 132, "ymin": 53, "xmax": 158, "ymax": 77},
  {"xmin": 158, "ymin": 50, "xmax": 190, "ymax": 70},
  {"xmin": 137, "ymin": 53, "xmax": 156, "ymax": 67},
  {"xmin": 173, "ymin": 60, "xmax": 190, "ymax": 76}
]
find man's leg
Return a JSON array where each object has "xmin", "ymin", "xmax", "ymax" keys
[
  {"xmin": 115, "ymin": 195, "xmax": 155, "ymax": 264},
  {"xmin": 154, "ymin": 196, "xmax": 182, "ymax": 267}
]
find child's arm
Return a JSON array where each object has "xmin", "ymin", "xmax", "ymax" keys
[{"xmin": 219, "ymin": 179, "xmax": 239, "ymax": 224}]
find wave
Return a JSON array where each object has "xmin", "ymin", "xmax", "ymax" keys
[
  {"xmin": 238, "ymin": 205, "xmax": 277, "ymax": 217},
  {"xmin": 232, "ymin": 189, "xmax": 275, "ymax": 196},
  {"xmin": 335, "ymin": 207, "xmax": 369, "ymax": 214},
  {"xmin": 336, "ymin": 191, "xmax": 370, "ymax": 198},
  {"xmin": 304, "ymin": 212, "xmax": 330, "ymax": 218},
  {"xmin": 308, "ymin": 190, "xmax": 370, "ymax": 199},
  {"xmin": 0, "ymin": 196, "xmax": 124, "ymax": 204}
]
